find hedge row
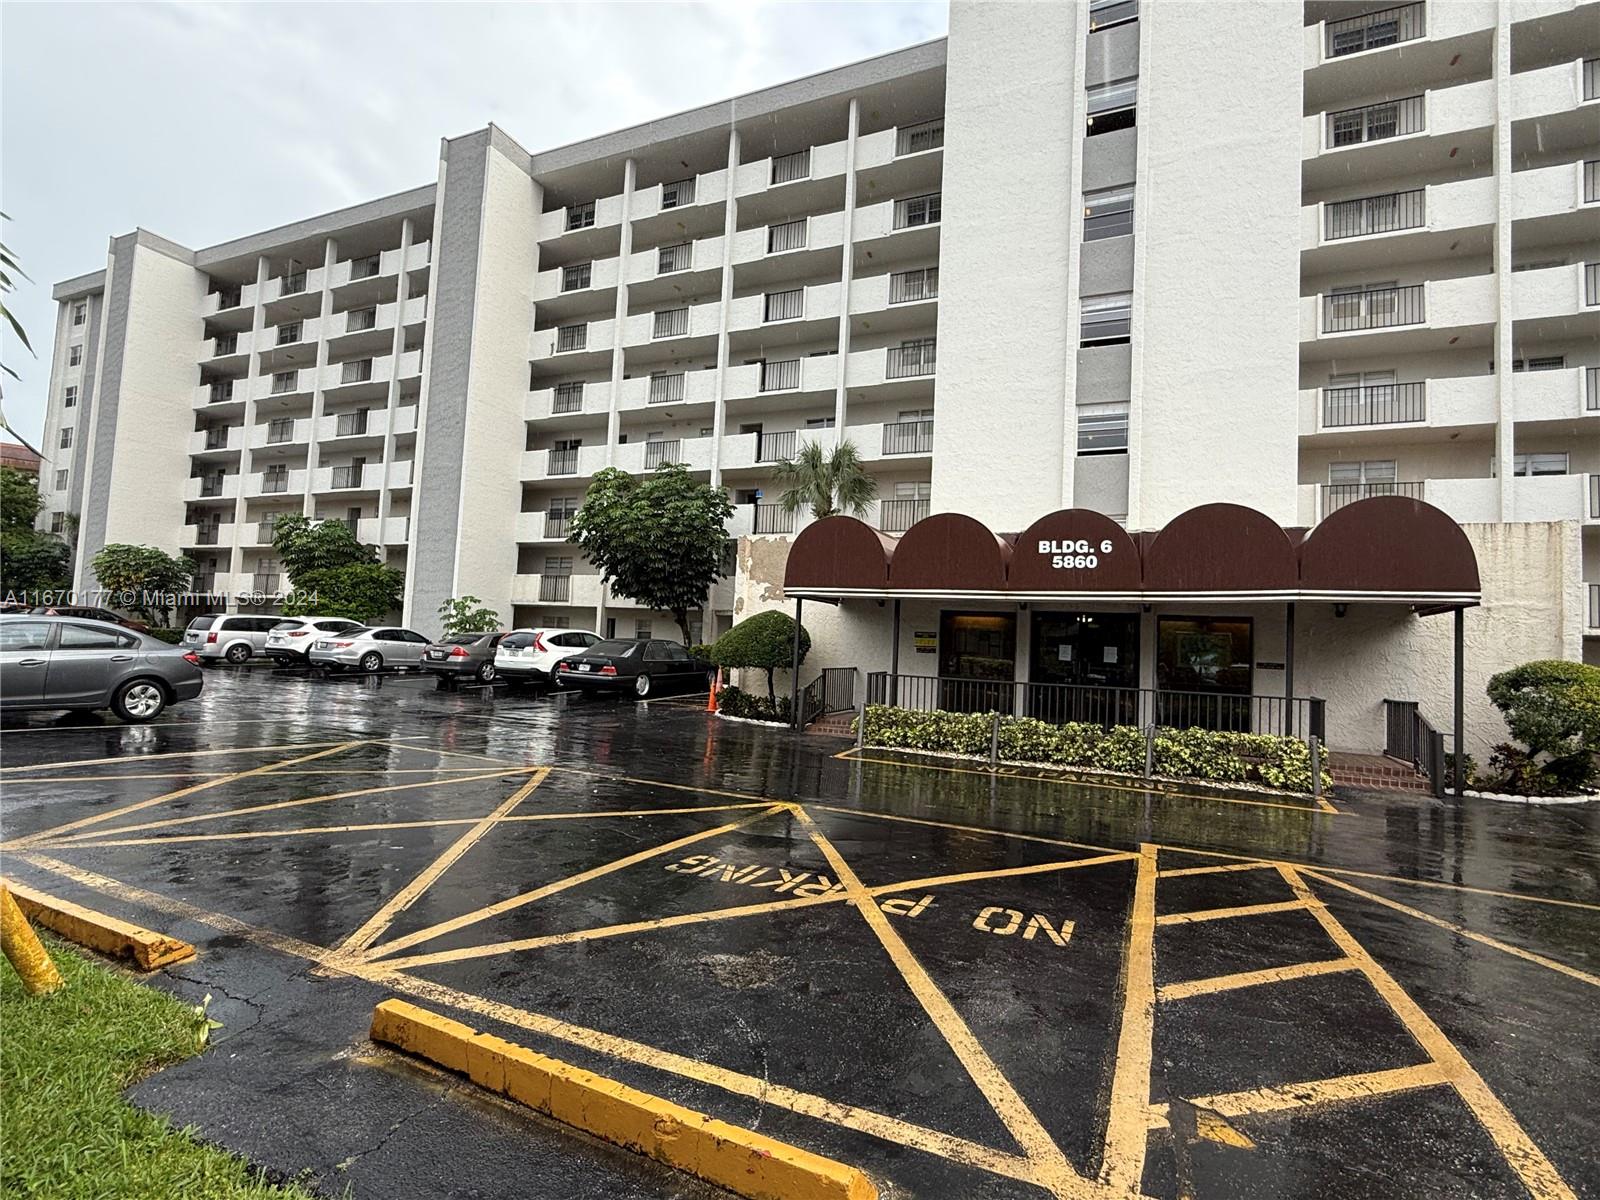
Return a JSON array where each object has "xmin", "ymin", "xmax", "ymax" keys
[
  {"xmin": 145, "ymin": 628, "xmax": 185, "ymax": 644},
  {"xmin": 717, "ymin": 685, "xmax": 792, "ymax": 724},
  {"xmin": 859, "ymin": 706, "xmax": 1332, "ymax": 794}
]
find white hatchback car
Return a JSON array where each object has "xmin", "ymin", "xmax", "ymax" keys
[
  {"xmin": 308, "ymin": 626, "xmax": 431, "ymax": 673},
  {"xmin": 494, "ymin": 628, "xmax": 601, "ymax": 686},
  {"xmin": 264, "ymin": 616, "xmax": 365, "ymax": 664}
]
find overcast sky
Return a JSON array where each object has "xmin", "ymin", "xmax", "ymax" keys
[{"xmin": 0, "ymin": 0, "xmax": 947, "ymax": 444}]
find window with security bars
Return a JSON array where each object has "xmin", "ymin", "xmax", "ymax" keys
[
  {"xmin": 767, "ymin": 220, "xmax": 806, "ymax": 253},
  {"xmin": 1083, "ymin": 186, "xmax": 1134, "ymax": 241},
  {"xmin": 1080, "ymin": 293, "xmax": 1132, "ymax": 345},
  {"xmin": 761, "ymin": 359, "xmax": 801, "ymax": 391},
  {"xmin": 649, "ymin": 372, "xmax": 685, "ymax": 404},
  {"xmin": 661, "ymin": 178, "xmax": 695, "ymax": 209},
  {"xmin": 889, "ymin": 267, "xmax": 939, "ymax": 303},
  {"xmin": 566, "ymin": 201, "xmax": 595, "ymax": 231},
  {"xmin": 896, "ymin": 120, "xmax": 944, "ymax": 156},
  {"xmin": 653, "ymin": 308, "xmax": 689, "ymax": 339},
  {"xmin": 553, "ymin": 382, "xmax": 584, "ymax": 413},
  {"xmin": 658, "ymin": 242, "xmax": 691, "ymax": 273},
  {"xmin": 562, "ymin": 263, "xmax": 592, "ymax": 292},
  {"xmin": 764, "ymin": 289, "xmax": 803, "ymax": 321},
  {"xmin": 341, "ymin": 359, "xmax": 374, "ymax": 384},
  {"xmin": 556, "ymin": 324, "xmax": 587, "ymax": 352},
  {"xmin": 267, "ymin": 417, "xmax": 294, "ymax": 443},
  {"xmin": 771, "ymin": 150, "xmax": 810, "ymax": 185},
  {"xmin": 1086, "ymin": 78, "xmax": 1137, "ymax": 135},
  {"xmin": 894, "ymin": 193, "xmax": 941, "ymax": 229},
  {"xmin": 1077, "ymin": 405, "xmax": 1129, "ymax": 455},
  {"xmin": 271, "ymin": 371, "xmax": 298, "ymax": 394}
]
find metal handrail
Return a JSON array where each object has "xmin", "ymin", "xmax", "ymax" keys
[
  {"xmin": 767, "ymin": 220, "xmax": 806, "ymax": 253},
  {"xmin": 1322, "ymin": 382, "xmax": 1426, "ymax": 427},
  {"xmin": 761, "ymin": 359, "xmax": 801, "ymax": 391},
  {"xmin": 1327, "ymin": 95, "xmax": 1424, "ymax": 147},
  {"xmin": 753, "ymin": 503, "xmax": 794, "ymax": 534},
  {"xmin": 644, "ymin": 440, "xmax": 681, "ymax": 469},
  {"xmin": 896, "ymin": 120, "xmax": 944, "ymax": 156},
  {"xmin": 1383, "ymin": 698, "xmax": 1448, "ymax": 797},
  {"xmin": 878, "ymin": 498, "xmax": 928, "ymax": 532},
  {"xmin": 648, "ymin": 373, "xmax": 685, "ymax": 404},
  {"xmin": 653, "ymin": 308, "xmax": 689, "ymax": 339},
  {"xmin": 758, "ymin": 431, "xmax": 797, "ymax": 463},
  {"xmin": 553, "ymin": 383, "xmax": 584, "ymax": 413},
  {"xmin": 562, "ymin": 264, "xmax": 592, "ymax": 292},
  {"xmin": 886, "ymin": 341, "xmax": 936, "ymax": 379},
  {"xmin": 1326, "ymin": 2, "xmax": 1425, "ymax": 57},
  {"xmin": 658, "ymin": 242, "xmax": 691, "ymax": 273},
  {"xmin": 1322, "ymin": 284, "xmax": 1425, "ymax": 332},
  {"xmin": 1322, "ymin": 481, "xmax": 1424, "ymax": 515},
  {"xmin": 549, "ymin": 448, "xmax": 579, "ymax": 475},
  {"xmin": 1324, "ymin": 188, "xmax": 1425, "ymax": 239},
  {"xmin": 882, "ymin": 420, "xmax": 934, "ymax": 455},
  {"xmin": 771, "ymin": 149, "xmax": 810, "ymax": 185},
  {"xmin": 556, "ymin": 325, "xmax": 587, "ymax": 352},
  {"xmin": 539, "ymin": 574, "xmax": 571, "ymax": 603}
]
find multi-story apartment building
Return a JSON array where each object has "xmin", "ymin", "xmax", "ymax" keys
[{"xmin": 37, "ymin": 0, "xmax": 1599, "ymax": 755}]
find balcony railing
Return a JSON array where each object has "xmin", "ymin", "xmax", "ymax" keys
[
  {"xmin": 879, "ymin": 498, "xmax": 929, "ymax": 532},
  {"xmin": 549, "ymin": 448, "xmax": 579, "ymax": 475},
  {"xmin": 335, "ymin": 411, "xmax": 369, "ymax": 437},
  {"xmin": 761, "ymin": 359, "xmax": 801, "ymax": 391},
  {"xmin": 883, "ymin": 420, "xmax": 934, "ymax": 455},
  {"xmin": 1328, "ymin": 95, "xmax": 1424, "ymax": 147},
  {"xmin": 771, "ymin": 149, "xmax": 811, "ymax": 185},
  {"xmin": 539, "ymin": 574, "xmax": 572, "ymax": 603},
  {"xmin": 1322, "ymin": 480, "xmax": 1423, "ymax": 514},
  {"xmin": 753, "ymin": 503, "xmax": 794, "ymax": 535},
  {"xmin": 768, "ymin": 219, "xmax": 807, "ymax": 254},
  {"xmin": 653, "ymin": 308, "xmax": 689, "ymax": 339},
  {"xmin": 661, "ymin": 178, "xmax": 695, "ymax": 209},
  {"xmin": 331, "ymin": 466, "xmax": 364, "ymax": 489},
  {"xmin": 1587, "ymin": 366, "xmax": 1599, "ymax": 412},
  {"xmin": 562, "ymin": 263, "xmax": 592, "ymax": 292},
  {"xmin": 348, "ymin": 307, "xmax": 378, "ymax": 332},
  {"xmin": 270, "ymin": 371, "xmax": 299, "ymax": 395},
  {"xmin": 556, "ymin": 324, "xmax": 587, "ymax": 352},
  {"xmin": 341, "ymin": 359, "xmax": 374, "ymax": 384},
  {"xmin": 267, "ymin": 420, "xmax": 294, "ymax": 444},
  {"xmin": 764, "ymin": 289, "xmax": 803, "ymax": 322},
  {"xmin": 894, "ymin": 193, "xmax": 942, "ymax": 230},
  {"xmin": 1322, "ymin": 284, "xmax": 1425, "ymax": 332},
  {"xmin": 553, "ymin": 383, "xmax": 584, "ymax": 413},
  {"xmin": 281, "ymin": 271, "xmax": 307, "ymax": 295},
  {"xmin": 195, "ymin": 526, "xmax": 221, "ymax": 546},
  {"xmin": 648, "ymin": 372, "xmax": 685, "ymax": 404},
  {"xmin": 1325, "ymin": 188, "xmax": 1424, "ymax": 239},
  {"xmin": 544, "ymin": 512, "xmax": 572, "ymax": 539},
  {"xmin": 659, "ymin": 242, "xmax": 691, "ymax": 274},
  {"xmin": 1323, "ymin": 382, "xmax": 1426, "ymax": 427},
  {"xmin": 260, "ymin": 473, "xmax": 288, "ymax": 495},
  {"xmin": 758, "ymin": 431, "xmax": 797, "ymax": 463},
  {"xmin": 253, "ymin": 573, "xmax": 281, "ymax": 593},
  {"xmin": 566, "ymin": 201, "xmax": 595, "ymax": 231},
  {"xmin": 890, "ymin": 267, "xmax": 939, "ymax": 304},
  {"xmin": 886, "ymin": 340, "xmax": 937, "ymax": 379},
  {"xmin": 644, "ymin": 439, "xmax": 681, "ymax": 469},
  {"xmin": 896, "ymin": 119, "xmax": 944, "ymax": 156},
  {"xmin": 1587, "ymin": 160, "xmax": 1600, "ymax": 205},
  {"xmin": 1326, "ymin": 2, "xmax": 1425, "ymax": 57}
]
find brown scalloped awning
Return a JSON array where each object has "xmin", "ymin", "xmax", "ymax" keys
[{"xmin": 779, "ymin": 498, "xmax": 1479, "ymax": 605}]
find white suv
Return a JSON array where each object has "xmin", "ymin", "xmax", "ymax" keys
[
  {"xmin": 264, "ymin": 616, "xmax": 365, "ymax": 664},
  {"xmin": 495, "ymin": 628, "xmax": 600, "ymax": 686}
]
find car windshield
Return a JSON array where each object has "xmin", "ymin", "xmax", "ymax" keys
[
  {"xmin": 270, "ymin": 620, "xmax": 302, "ymax": 631},
  {"xmin": 440, "ymin": 634, "xmax": 486, "ymax": 645},
  {"xmin": 588, "ymin": 640, "xmax": 641, "ymax": 658},
  {"xmin": 186, "ymin": 616, "xmax": 218, "ymax": 630},
  {"xmin": 501, "ymin": 632, "xmax": 538, "ymax": 649}
]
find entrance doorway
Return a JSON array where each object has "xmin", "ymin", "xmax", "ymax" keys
[
  {"xmin": 1028, "ymin": 612, "xmax": 1140, "ymax": 725},
  {"xmin": 937, "ymin": 611, "xmax": 1016, "ymax": 713},
  {"xmin": 1156, "ymin": 616, "xmax": 1253, "ymax": 730}
]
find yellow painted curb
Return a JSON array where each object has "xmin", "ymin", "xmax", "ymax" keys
[
  {"xmin": 1, "ymin": 879, "xmax": 196, "ymax": 970},
  {"xmin": 371, "ymin": 998, "xmax": 878, "ymax": 1200}
]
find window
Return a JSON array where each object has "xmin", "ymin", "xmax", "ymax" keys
[
  {"xmin": 562, "ymin": 263, "xmax": 592, "ymax": 292},
  {"xmin": 764, "ymin": 289, "xmax": 803, "ymax": 322},
  {"xmin": 73, "ymin": 302, "xmax": 86, "ymax": 326},
  {"xmin": 634, "ymin": 619, "xmax": 654, "ymax": 640},
  {"xmin": 0, "ymin": 621, "xmax": 51, "ymax": 651},
  {"xmin": 767, "ymin": 220, "xmax": 807, "ymax": 254},
  {"xmin": 69, "ymin": 344, "xmax": 82, "ymax": 367},
  {"xmin": 54, "ymin": 469, "xmax": 67, "ymax": 491},
  {"xmin": 1087, "ymin": 78, "xmax": 1137, "ymax": 135},
  {"xmin": 1512, "ymin": 259, "xmax": 1566, "ymax": 273},
  {"xmin": 277, "ymin": 321, "xmax": 302, "ymax": 346},
  {"xmin": 1512, "ymin": 355, "xmax": 1565, "ymax": 372},
  {"xmin": 1083, "ymin": 186, "xmax": 1134, "ymax": 241},
  {"xmin": 545, "ymin": 556, "xmax": 573, "ymax": 575},
  {"xmin": 272, "ymin": 370, "xmax": 298, "ymax": 394},
  {"xmin": 59, "ymin": 427, "xmax": 72, "ymax": 449},
  {"xmin": 805, "ymin": 416, "xmax": 836, "ymax": 429},
  {"xmin": 50, "ymin": 512, "xmax": 65, "ymax": 534},
  {"xmin": 267, "ymin": 417, "xmax": 294, "ymax": 443},
  {"xmin": 58, "ymin": 622, "xmax": 137, "ymax": 650},
  {"xmin": 64, "ymin": 386, "xmax": 77, "ymax": 408},
  {"xmin": 1328, "ymin": 460, "xmax": 1396, "ymax": 485},
  {"xmin": 658, "ymin": 243, "xmax": 691, "ymax": 273},
  {"xmin": 894, "ymin": 193, "xmax": 942, "ymax": 230},
  {"xmin": 1513, "ymin": 452, "xmax": 1568, "ymax": 476},
  {"xmin": 1089, "ymin": 0, "xmax": 1138, "ymax": 31},
  {"xmin": 661, "ymin": 178, "xmax": 695, "ymax": 209},
  {"xmin": 566, "ymin": 201, "xmax": 596, "ymax": 231},
  {"xmin": 1077, "ymin": 404, "xmax": 1129, "ymax": 454},
  {"xmin": 1080, "ymin": 292, "xmax": 1132, "ymax": 345}
]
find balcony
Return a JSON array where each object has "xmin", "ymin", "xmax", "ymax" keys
[
  {"xmin": 1321, "ymin": 480, "xmax": 1424, "ymax": 516},
  {"xmin": 1511, "ymin": 262, "xmax": 1590, "ymax": 320},
  {"xmin": 878, "ymin": 498, "xmax": 929, "ymax": 533},
  {"xmin": 524, "ymin": 445, "xmax": 607, "ymax": 481},
  {"xmin": 184, "ymin": 474, "xmax": 239, "ymax": 502},
  {"xmin": 1301, "ymin": 376, "xmax": 1499, "ymax": 438},
  {"xmin": 648, "ymin": 372, "xmax": 685, "ymax": 405},
  {"xmin": 752, "ymin": 503, "xmax": 794, "ymax": 535},
  {"xmin": 250, "ymin": 468, "xmax": 308, "ymax": 498},
  {"xmin": 1322, "ymin": 188, "xmax": 1426, "ymax": 240},
  {"xmin": 885, "ymin": 339, "xmax": 937, "ymax": 379},
  {"xmin": 757, "ymin": 430, "xmax": 797, "ymax": 463},
  {"xmin": 1324, "ymin": 3, "xmax": 1426, "ymax": 58},
  {"xmin": 511, "ymin": 572, "xmax": 603, "ymax": 608},
  {"xmin": 623, "ymin": 303, "xmax": 719, "ymax": 346},
  {"xmin": 1516, "ymin": 366, "xmax": 1600, "ymax": 423},
  {"xmin": 1326, "ymin": 95, "xmax": 1426, "ymax": 149},
  {"xmin": 187, "ymin": 523, "xmax": 224, "ymax": 547},
  {"xmin": 197, "ymin": 380, "xmax": 241, "ymax": 408},
  {"xmin": 353, "ymin": 516, "xmax": 410, "ymax": 545},
  {"xmin": 251, "ymin": 573, "xmax": 283, "ymax": 594},
  {"xmin": 331, "ymin": 465, "xmax": 366, "ymax": 490},
  {"xmin": 203, "ymin": 331, "xmax": 251, "ymax": 361},
  {"xmin": 896, "ymin": 119, "xmax": 945, "ymax": 157},
  {"xmin": 188, "ymin": 427, "xmax": 240, "ymax": 454},
  {"xmin": 1303, "ymin": 279, "xmax": 1497, "ymax": 350},
  {"xmin": 537, "ymin": 195, "xmax": 624, "ymax": 241},
  {"xmin": 1513, "ymin": 472, "xmax": 1594, "ymax": 523},
  {"xmin": 1304, "ymin": 80, "xmax": 1494, "ymax": 183},
  {"xmin": 250, "ymin": 417, "xmax": 312, "ymax": 448},
  {"xmin": 881, "ymin": 419, "xmax": 934, "ymax": 456}
]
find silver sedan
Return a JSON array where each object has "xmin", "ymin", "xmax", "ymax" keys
[
  {"xmin": 307, "ymin": 625, "xmax": 432, "ymax": 673},
  {"xmin": 0, "ymin": 615, "xmax": 205, "ymax": 723}
]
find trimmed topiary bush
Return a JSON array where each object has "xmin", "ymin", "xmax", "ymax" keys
[
  {"xmin": 707, "ymin": 611, "xmax": 811, "ymax": 702},
  {"xmin": 1485, "ymin": 660, "xmax": 1600, "ymax": 794}
]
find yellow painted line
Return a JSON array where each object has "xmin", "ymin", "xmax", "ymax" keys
[
  {"xmin": 376, "ymin": 851, "xmax": 1137, "ymax": 972},
  {"xmin": 1302, "ymin": 870, "xmax": 1600, "ymax": 989},
  {"xmin": 0, "ymin": 739, "xmax": 357, "ymax": 773},
  {"xmin": 1097, "ymin": 844, "xmax": 1158, "ymax": 1194},
  {"xmin": 1148, "ymin": 1063, "xmax": 1452, "ymax": 1129},
  {"xmin": 371, "ymin": 999, "xmax": 879, "ymax": 1200},
  {"xmin": 64, "ymin": 803, "xmax": 781, "ymax": 850},
  {"xmin": 370, "ymin": 738, "xmax": 526, "ymax": 766},
  {"xmin": 1154, "ymin": 899, "xmax": 1308, "ymax": 927},
  {"xmin": 797, "ymin": 811, "xmax": 1088, "ymax": 1198},
  {"xmin": 834, "ymin": 748, "xmax": 1335, "ymax": 816},
  {"xmin": 44, "ymin": 769, "xmax": 538, "ymax": 845},
  {"xmin": 6, "ymin": 742, "xmax": 362, "ymax": 849},
  {"xmin": 545, "ymin": 763, "xmax": 815, "ymax": 807},
  {"xmin": 1157, "ymin": 957, "xmax": 1357, "ymax": 1002},
  {"xmin": 1280, "ymin": 866, "xmax": 1577, "ymax": 1200},
  {"xmin": 806, "ymin": 803, "xmax": 1121, "ymax": 857},
  {"xmin": 0, "ymin": 767, "xmax": 549, "ymax": 785},
  {"xmin": 2, "ymin": 878, "xmax": 195, "ymax": 970},
  {"xmin": 332, "ymin": 770, "xmax": 550, "ymax": 964},
  {"xmin": 1157, "ymin": 862, "xmax": 1275, "ymax": 879},
  {"xmin": 364, "ymin": 805, "xmax": 790, "ymax": 961}
]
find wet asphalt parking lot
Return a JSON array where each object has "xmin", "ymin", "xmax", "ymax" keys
[{"xmin": 1, "ymin": 663, "xmax": 1597, "ymax": 1200}]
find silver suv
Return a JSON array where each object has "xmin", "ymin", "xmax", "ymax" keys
[
  {"xmin": 265, "ymin": 616, "xmax": 365, "ymax": 663},
  {"xmin": 182, "ymin": 614, "xmax": 284, "ymax": 663}
]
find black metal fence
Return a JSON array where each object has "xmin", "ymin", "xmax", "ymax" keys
[
  {"xmin": 1383, "ymin": 699, "xmax": 1446, "ymax": 798},
  {"xmin": 644, "ymin": 440, "xmax": 680, "ymax": 469},
  {"xmin": 1322, "ymin": 480, "xmax": 1424, "ymax": 514},
  {"xmin": 1326, "ymin": 2, "xmax": 1424, "ymax": 57},
  {"xmin": 539, "ymin": 574, "xmax": 571, "ymax": 603},
  {"xmin": 1323, "ymin": 382, "xmax": 1426, "ymax": 427},
  {"xmin": 771, "ymin": 150, "xmax": 811, "ymax": 185},
  {"xmin": 801, "ymin": 667, "xmax": 858, "ymax": 726},
  {"xmin": 1322, "ymin": 284, "xmax": 1425, "ymax": 332},
  {"xmin": 865, "ymin": 672, "xmax": 1326, "ymax": 740},
  {"xmin": 886, "ymin": 340, "xmax": 936, "ymax": 379},
  {"xmin": 877, "ymin": 498, "xmax": 928, "ymax": 533},
  {"xmin": 1327, "ymin": 95, "xmax": 1424, "ymax": 147},
  {"xmin": 1324, "ymin": 188, "xmax": 1424, "ymax": 239},
  {"xmin": 761, "ymin": 358, "xmax": 801, "ymax": 391},
  {"xmin": 757, "ymin": 430, "xmax": 797, "ymax": 462},
  {"xmin": 882, "ymin": 419, "xmax": 934, "ymax": 455},
  {"xmin": 753, "ymin": 503, "xmax": 794, "ymax": 535},
  {"xmin": 890, "ymin": 267, "xmax": 939, "ymax": 304}
]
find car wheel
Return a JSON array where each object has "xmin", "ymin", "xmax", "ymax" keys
[
  {"xmin": 359, "ymin": 651, "xmax": 383, "ymax": 673},
  {"xmin": 474, "ymin": 661, "xmax": 494, "ymax": 683},
  {"xmin": 634, "ymin": 674, "xmax": 652, "ymax": 699},
  {"xmin": 225, "ymin": 643, "xmax": 251, "ymax": 665},
  {"xmin": 112, "ymin": 679, "xmax": 167, "ymax": 723}
]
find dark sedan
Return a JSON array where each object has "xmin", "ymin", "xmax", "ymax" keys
[
  {"xmin": 0, "ymin": 615, "xmax": 203, "ymax": 722},
  {"xmin": 552, "ymin": 638, "xmax": 711, "ymax": 700},
  {"xmin": 420, "ymin": 631, "xmax": 505, "ymax": 684}
]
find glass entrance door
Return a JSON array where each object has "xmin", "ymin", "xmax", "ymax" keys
[
  {"xmin": 937, "ymin": 611, "xmax": 1016, "ymax": 713},
  {"xmin": 1028, "ymin": 612, "xmax": 1140, "ymax": 725},
  {"xmin": 1156, "ymin": 616, "xmax": 1253, "ymax": 730}
]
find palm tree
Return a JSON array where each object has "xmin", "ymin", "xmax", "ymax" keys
[{"xmin": 773, "ymin": 439, "xmax": 878, "ymax": 519}]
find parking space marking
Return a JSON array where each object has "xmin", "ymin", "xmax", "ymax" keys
[
  {"xmin": 1153, "ymin": 899, "xmax": 1309, "ymax": 926},
  {"xmin": 1155, "ymin": 862, "xmax": 1275, "ymax": 880},
  {"xmin": 1147, "ymin": 1063, "xmax": 1453, "ymax": 1130},
  {"xmin": 1156, "ymin": 957, "xmax": 1357, "ymax": 1002},
  {"xmin": 4, "ymin": 742, "xmax": 362, "ymax": 849},
  {"xmin": 1098, "ymin": 844, "xmax": 1157, "ymax": 1196},
  {"xmin": 1302, "ymin": 870, "xmax": 1600, "ymax": 989},
  {"xmin": 0, "ymin": 739, "xmax": 358, "ymax": 774},
  {"xmin": 361, "ymin": 805, "xmax": 792, "ymax": 962}
]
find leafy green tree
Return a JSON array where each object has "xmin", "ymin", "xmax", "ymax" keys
[
  {"xmin": 90, "ymin": 543, "xmax": 193, "ymax": 626},
  {"xmin": 281, "ymin": 562, "xmax": 404, "ymax": 625},
  {"xmin": 270, "ymin": 514, "xmax": 377, "ymax": 585},
  {"xmin": 707, "ymin": 609, "xmax": 811, "ymax": 702},
  {"xmin": 438, "ymin": 595, "xmax": 500, "ymax": 635},
  {"xmin": 1, "ymin": 468, "xmax": 71, "ymax": 599},
  {"xmin": 569, "ymin": 464, "xmax": 734, "ymax": 645},
  {"xmin": 1, "ymin": 465, "xmax": 42, "ymax": 535},
  {"xmin": 772, "ymin": 440, "xmax": 877, "ymax": 519}
]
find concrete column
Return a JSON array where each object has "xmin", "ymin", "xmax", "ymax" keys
[
  {"xmin": 376, "ymin": 218, "xmax": 415, "ymax": 562},
  {"xmin": 1060, "ymin": 7, "xmax": 1091, "ymax": 510},
  {"xmin": 834, "ymin": 99, "xmax": 859, "ymax": 433},
  {"xmin": 1491, "ymin": 3, "xmax": 1515, "ymax": 520},
  {"xmin": 709, "ymin": 129, "xmax": 740, "ymax": 489},
  {"xmin": 227, "ymin": 254, "xmax": 271, "ymax": 610},
  {"xmin": 605, "ymin": 158, "xmax": 637, "ymax": 465},
  {"xmin": 302, "ymin": 238, "xmax": 338, "ymax": 522}
]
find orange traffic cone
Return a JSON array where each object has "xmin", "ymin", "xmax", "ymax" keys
[{"xmin": 706, "ymin": 669, "xmax": 721, "ymax": 712}]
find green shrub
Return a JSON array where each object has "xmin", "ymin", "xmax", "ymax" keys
[
  {"xmin": 707, "ymin": 611, "xmax": 811, "ymax": 702},
  {"xmin": 717, "ymin": 685, "xmax": 791, "ymax": 724},
  {"xmin": 1484, "ymin": 660, "xmax": 1600, "ymax": 795},
  {"xmin": 145, "ymin": 628, "xmax": 184, "ymax": 644},
  {"xmin": 859, "ymin": 705, "xmax": 1332, "ymax": 794}
]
